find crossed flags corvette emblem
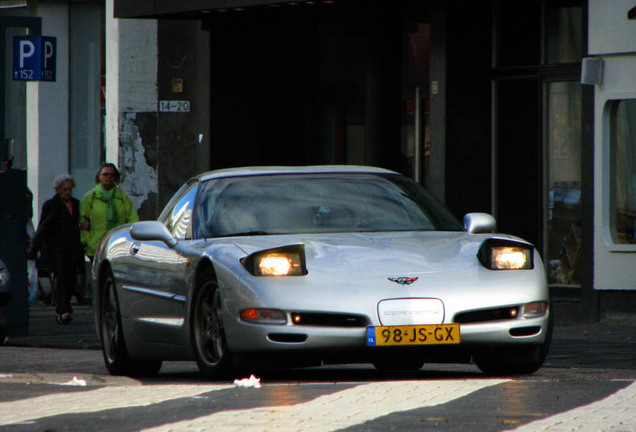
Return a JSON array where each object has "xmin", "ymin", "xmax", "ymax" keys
[{"xmin": 388, "ymin": 276, "xmax": 419, "ymax": 285}]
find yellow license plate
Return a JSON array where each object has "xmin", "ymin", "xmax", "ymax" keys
[{"xmin": 366, "ymin": 323, "xmax": 461, "ymax": 346}]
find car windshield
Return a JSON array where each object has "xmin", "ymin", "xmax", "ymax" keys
[{"xmin": 194, "ymin": 173, "xmax": 463, "ymax": 238}]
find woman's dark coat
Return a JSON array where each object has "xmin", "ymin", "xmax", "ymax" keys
[{"xmin": 28, "ymin": 194, "xmax": 84, "ymax": 275}]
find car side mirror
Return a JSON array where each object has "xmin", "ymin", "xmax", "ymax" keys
[
  {"xmin": 463, "ymin": 212, "xmax": 497, "ymax": 234},
  {"xmin": 130, "ymin": 221, "xmax": 178, "ymax": 247}
]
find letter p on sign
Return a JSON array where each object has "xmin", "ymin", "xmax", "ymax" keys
[
  {"xmin": 18, "ymin": 40, "xmax": 35, "ymax": 68},
  {"xmin": 12, "ymin": 36, "xmax": 57, "ymax": 82}
]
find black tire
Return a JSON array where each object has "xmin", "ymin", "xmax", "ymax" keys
[
  {"xmin": 474, "ymin": 317, "xmax": 553, "ymax": 376},
  {"xmin": 100, "ymin": 270, "xmax": 162, "ymax": 377},
  {"xmin": 0, "ymin": 328, "xmax": 7, "ymax": 346},
  {"xmin": 191, "ymin": 278, "xmax": 233, "ymax": 379}
]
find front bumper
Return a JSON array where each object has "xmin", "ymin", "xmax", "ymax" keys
[{"xmin": 225, "ymin": 312, "xmax": 550, "ymax": 354}]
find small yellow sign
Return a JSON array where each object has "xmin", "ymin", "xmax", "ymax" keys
[{"xmin": 172, "ymin": 77, "xmax": 184, "ymax": 93}]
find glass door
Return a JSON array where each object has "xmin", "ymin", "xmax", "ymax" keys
[
  {"xmin": 401, "ymin": 22, "xmax": 430, "ymax": 184},
  {"xmin": 69, "ymin": 2, "xmax": 105, "ymax": 197},
  {"xmin": 545, "ymin": 81, "xmax": 582, "ymax": 286}
]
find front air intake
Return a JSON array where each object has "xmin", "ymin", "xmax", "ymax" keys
[
  {"xmin": 454, "ymin": 306, "xmax": 519, "ymax": 324},
  {"xmin": 268, "ymin": 333, "xmax": 308, "ymax": 343}
]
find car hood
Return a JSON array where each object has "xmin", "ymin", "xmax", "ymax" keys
[{"xmin": 206, "ymin": 231, "xmax": 525, "ymax": 275}]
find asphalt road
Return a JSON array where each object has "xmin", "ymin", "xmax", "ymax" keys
[
  {"xmin": 0, "ymin": 305, "xmax": 635, "ymax": 431},
  {"xmin": 0, "ymin": 349, "xmax": 635, "ymax": 432}
]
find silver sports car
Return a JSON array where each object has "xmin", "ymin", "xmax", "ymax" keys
[{"xmin": 92, "ymin": 166, "xmax": 551, "ymax": 378}]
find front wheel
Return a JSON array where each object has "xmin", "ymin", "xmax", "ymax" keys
[
  {"xmin": 191, "ymin": 279, "xmax": 233, "ymax": 379},
  {"xmin": 100, "ymin": 270, "xmax": 162, "ymax": 377}
]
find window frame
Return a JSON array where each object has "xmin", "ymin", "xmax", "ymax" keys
[
  {"xmin": 603, "ymin": 96, "xmax": 636, "ymax": 251},
  {"xmin": 159, "ymin": 179, "xmax": 199, "ymax": 240}
]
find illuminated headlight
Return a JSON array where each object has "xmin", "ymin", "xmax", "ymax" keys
[
  {"xmin": 243, "ymin": 244, "xmax": 307, "ymax": 276},
  {"xmin": 478, "ymin": 239, "xmax": 534, "ymax": 270},
  {"xmin": 258, "ymin": 253, "xmax": 301, "ymax": 276},
  {"xmin": 491, "ymin": 247, "xmax": 531, "ymax": 269}
]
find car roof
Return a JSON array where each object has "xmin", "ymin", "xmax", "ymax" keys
[{"xmin": 196, "ymin": 165, "xmax": 399, "ymax": 182}]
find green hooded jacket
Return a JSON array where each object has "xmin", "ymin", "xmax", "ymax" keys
[{"xmin": 79, "ymin": 185, "xmax": 139, "ymax": 257}]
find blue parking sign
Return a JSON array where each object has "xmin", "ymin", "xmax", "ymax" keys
[{"xmin": 12, "ymin": 36, "xmax": 56, "ymax": 82}]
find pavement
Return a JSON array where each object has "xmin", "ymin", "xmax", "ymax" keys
[
  {"xmin": 5, "ymin": 303, "xmax": 100, "ymax": 350},
  {"xmin": 4, "ymin": 303, "xmax": 636, "ymax": 372}
]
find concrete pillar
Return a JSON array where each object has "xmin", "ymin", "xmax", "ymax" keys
[{"xmin": 105, "ymin": 0, "xmax": 158, "ymax": 213}]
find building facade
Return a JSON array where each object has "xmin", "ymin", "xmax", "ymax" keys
[
  {"xmin": 1, "ymin": 0, "xmax": 105, "ymax": 212},
  {"xmin": 588, "ymin": 0, "xmax": 636, "ymax": 314},
  {"xmin": 1, "ymin": 0, "xmax": 107, "ymax": 330},
  {"xmin": 2, "ymin": 0, "xmax": 635, "ymax": 324}
]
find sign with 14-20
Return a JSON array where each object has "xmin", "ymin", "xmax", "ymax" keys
[{"xmin": 12, "ymin": 36, "xmax": 57, "ymax": 82}]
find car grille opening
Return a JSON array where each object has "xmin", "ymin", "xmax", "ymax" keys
[
  {"xmin": 454, "ymin": 306, "xmax": 520, "ymax": 324},
  {"xmin": 268, "ymin": 333, "xmax": 308, "ymax": 343},
  {"xmin": 509, "ymin": 326, "xmax": 541, "ymax": 337},
  {"xmin": 290, "ymin": 312, "xmax": 368, "ymax": 327}
]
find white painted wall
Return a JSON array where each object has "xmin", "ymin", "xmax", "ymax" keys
[
  {"xmin": 105, "ymin": 0, "xmax": 158, "ymax": 208},
  {"xmin": 104, "ymin": 0, "xmax": 119, "ymax": 165},
  {"xmin": 26, "ymin": 0, "xmax": 69, "ymax": 226},
  {"xmin": 590, "ymin": 0, "xmax": 636, "ymax": 290},
  {"xmin": 105, "ymin": 0, "xmax": 158, "ymax": 162},
  {"xmin": 589, "ymin": 0, "xmax": 636, "ymax": 55}
]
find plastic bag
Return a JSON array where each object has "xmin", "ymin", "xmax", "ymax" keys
[
  {"xmin": 26, "ymin": 220, "xmax": 38, "ymax": 304},
  {"xmin": 27, "ymin": 259, "xmax": 38, "ymax": 304}
]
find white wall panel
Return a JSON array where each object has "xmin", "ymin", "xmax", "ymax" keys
[{"xmin": 589, "ymin": 0, "xmax": 636, "ymax": 55}]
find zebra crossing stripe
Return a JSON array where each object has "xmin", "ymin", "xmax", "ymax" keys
[
  {"xmin": 140, "ymin": 379, "xmax": 509, "ymax": 432},
  {"xmin": 0, "ymin": 384, "xmax": 232, "ymax": 426},
  {"xmin": 510, "ymin": 381, "xmax": 636, "ymax": 432}
]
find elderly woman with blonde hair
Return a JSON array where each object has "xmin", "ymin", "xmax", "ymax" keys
[{"xmin": 28, "ymin": 174, "xmax": 85, "ymax": 325}]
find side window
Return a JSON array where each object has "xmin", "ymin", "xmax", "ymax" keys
[
  {"xmin": 611, "ymin": 100, "xmax": 636, "ymax": 244},
  {"xmin": 193, "ymin": 180, "xmax": 224, "ymax": 238},
  {"xmin": 162, "ymin": 182, "xmax": 199, "ymax": 240}
]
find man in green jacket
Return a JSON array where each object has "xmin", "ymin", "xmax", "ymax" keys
[{"xmin": 80, "ymin": 163, "xmax": 139, "ymax": 259}]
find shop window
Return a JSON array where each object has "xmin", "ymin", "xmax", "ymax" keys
[
  {"xmin": 69, "ymin": 2, "xmax": 105, "ymax": 197},
  {"xmin": 494, "ymin": 0, "xmax": 541, "ymax": 67},
  {"xmin": 545, "ymin": 1, "xmax": 584, "ymax": 64},
  {"xmin": 401, "ymin": 22, "xmax": 430, "ymax": 182},
  {"xmin": 495, "ymin": 0, "xmax": 583, "ymax": 67},
  {"xmin": 546, "ymin": 82, "xmax": 582, "ymax": 285},
  {"xmin": 611, "ymin": 100, "xmax": 636, "ymax": 244}
]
